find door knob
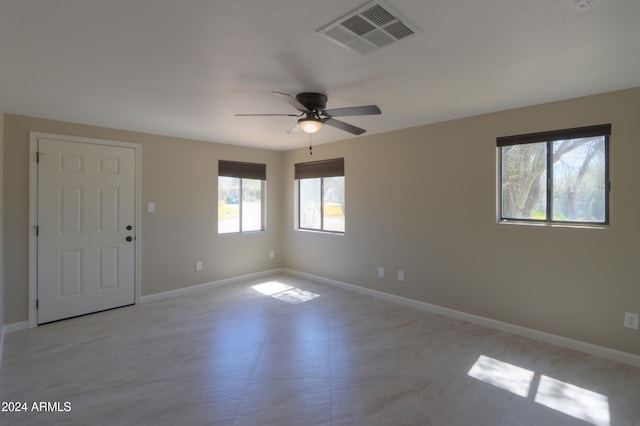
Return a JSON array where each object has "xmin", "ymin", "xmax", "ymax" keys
[
  {"xmin": 126, "ymin": 225, "xmax": 133, "ymax": 230},
  {"xmin": 126, "ymin": 236, "xmax": 133, "ymax": 242}
]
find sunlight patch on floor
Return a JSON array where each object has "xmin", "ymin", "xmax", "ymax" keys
[
  {"xmin": 252, "ymin": 281, "xmax": 320, "ymax": 305},
  {"xmin": 467, "ymin": 354, "xmax": 534, "ymax": 397},
  {"xmin": 535, "ymin": 375, "xmax": 610, "ymax": 426},
  {"xmin": 468, "ymin": 355, "xmax": 610, "ymax": 426},
  {"xmin": 252, "ymin": 282, "xmax": 294, "ymax": 296}
]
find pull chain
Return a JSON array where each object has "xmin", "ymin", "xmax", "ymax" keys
[{"xmin": 309, "ymin": 133, "xmax": 313, "ymax": 155}]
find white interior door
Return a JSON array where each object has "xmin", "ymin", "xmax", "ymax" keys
[{"xmin": 37, "ymin": 137, "xmax": 136, "ymax": 324}]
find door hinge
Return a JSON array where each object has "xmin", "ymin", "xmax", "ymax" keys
[
  {"xmin": 36, "ymin": 299, "xmax": 39, "ymax": 309},
  {"xmin": 34, "ymin": 225, "xmax": 39, "ymax": 236},
  {"xmin": 35, "ymin": 152, "xmax": 42, "ymax": 163}
]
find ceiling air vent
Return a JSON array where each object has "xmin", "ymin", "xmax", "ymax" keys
[{"xmin": 317, "ymin": 1, "xmax": 420, "ymax": 55}]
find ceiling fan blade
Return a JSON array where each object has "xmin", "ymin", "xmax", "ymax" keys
[
  {"xmin": 286, "ymin": 123, "xmax": 302, "ymax": 134},
  {"xmin": 324, "ymin": 118, "xmax": 366, "ymax": 135},
  {"xmin": 273, "ymin": 92, "xmax": 309, "ymax": 112},
  {"xmin": 235, "ymin": 113, "xmax": 299, "ymax": 116},
  {"xmin": 323, "ymin": 105, "xmax": 381, "ymax": 117}
]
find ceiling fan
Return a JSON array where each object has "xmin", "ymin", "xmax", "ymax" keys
[{"xmin": 235, "ymin": 92, "xmax": 381, "ymax": 135}]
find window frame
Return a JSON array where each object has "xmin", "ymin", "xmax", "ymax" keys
[
  {"xmin": 295, "ymin": 158, "xmax": 345, "ymax": 234},
  {"xmin": 497, "ymin": 124, "xmax": 611, "ymax": 227},
  {"xmin": 218, "ymin": 160, "xmax": 266, "ymax": 234}
]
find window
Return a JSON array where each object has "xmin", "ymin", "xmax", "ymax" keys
[
  {"xmin": 498, "ymin": 124, "xmax": 610, "ymax": 225},
  {"xmin": 218, "ymin": 160, "xmax": 266, "ymax": 234},
  {"xmin": 295, "ymin": 158, "xmax": 345, "ymax": 233}
]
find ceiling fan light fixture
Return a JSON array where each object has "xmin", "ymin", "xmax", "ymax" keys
[{"xmin": 298, "ymin": 114, "xmax": 323, "ymax": 133}]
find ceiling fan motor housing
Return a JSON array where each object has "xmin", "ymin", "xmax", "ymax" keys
[{"xmin": 296, "ymin": 92, "xmax": 328, "ymax": 112}]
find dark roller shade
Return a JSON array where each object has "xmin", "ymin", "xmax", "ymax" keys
[
  {"xmin": 497, "ymin": 124, "xmax": 611, "ymax": 147},
  {"xmin": 219, "ymin": 160, "xmax": 266, "ymax": 180},
  {"xmin": 295, "ymin": 158, "xmax": 344, "ymax": 179}
]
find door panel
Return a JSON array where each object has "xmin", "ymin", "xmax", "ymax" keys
[
  {"xmin": 59, "ymin": 250, "xmax": 82, "ymax": 296},
  {"xmin": 99, "ymin": 247, "xmax": 119, "ymax": 290},
  {"xmin": 99, "ymin": 187, "xmax": 119, "ymax": 231},
  {"xmin": 60, "ymin": 186, "xmax": 83, "ymax": 234},
  {"xmin": 37, "ymin": 138, "xmax": 136, "ymax": 324}
]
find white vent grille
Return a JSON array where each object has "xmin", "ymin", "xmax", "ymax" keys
[{"xmin": 317, "ymin": 1, "xmax": 420, "ymax": 55}]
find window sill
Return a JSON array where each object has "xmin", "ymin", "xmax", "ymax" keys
[
  {"xmin": 295, "ymin": 228, "xmax": 345, "ymax": 236},
  {"xmin": 218, "ymin": 230, "xmax": 265, "ymax": 236},
  {"xmin": 496, "ymin": 220, "xmax": 610, "ymax": 230}
]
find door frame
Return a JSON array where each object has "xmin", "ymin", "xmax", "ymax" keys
[{"xmin": 28, "ymin": 132, "xmax": 142, "ymax": 328}]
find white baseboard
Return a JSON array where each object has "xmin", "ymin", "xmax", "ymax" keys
[
  {"xmin": 283, "ymin": 269, "xmax": 640, "ymax": 368},
  {"xmin": 4, "ymin": 321, "xmax": 29, "ymax": 334},
  {"xmin": 140, "ymin": 269, "xmax": 285, "ymax": 303}
]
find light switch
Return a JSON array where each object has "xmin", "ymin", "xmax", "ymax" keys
[{"xmin": 147, "ymin": 202, "xmax": 156, "ymax": 213}]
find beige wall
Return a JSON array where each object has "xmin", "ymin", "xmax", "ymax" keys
[
  {"xmin": 0, "ymin": 96, "xmax": 4, "ymax": 340},
  {"xmin": 283, "ymin": 87, "xmax": 640, "ymax": 356},
  {"xmin": 4, "ymin": 115, "xmax": 284, "ymax": 323},
  {"xmin": 3, "ymin": 87, "xmax": 640, "ymax": 357}
]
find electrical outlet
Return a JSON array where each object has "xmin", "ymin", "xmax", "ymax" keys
[
  {"xmin": 195, "ymin": 261, "xmax": 203, "ymax": 272},
  {"xmin": 624, "ymin": 312, "xmax": 639, "ymax": 330},
  {"xmin": 269, "ymin": 250, "xmax": 275, "ymax": 259},
  {"xmin": 378, "ymin": 267, "xmax": 384, "ymax": 278},
  {"xmin": 397, "ymin": 270, "xmax": 405, "ymax": 281}
]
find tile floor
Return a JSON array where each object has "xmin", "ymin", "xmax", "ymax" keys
[{"xmin": 1, "ymin": 274, "xmax": 639, "ymax": 425}]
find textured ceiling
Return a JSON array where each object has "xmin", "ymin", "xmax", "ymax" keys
[{"xmin": 1, "ymin": 0, "xmax": 639, "ymax": 150}]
